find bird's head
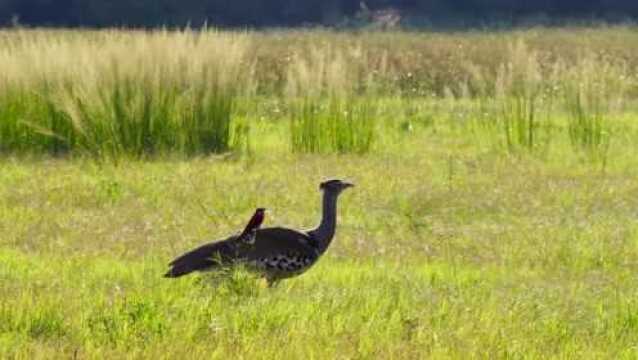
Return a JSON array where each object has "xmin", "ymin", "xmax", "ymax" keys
[{"xmin": 319, "ymin": 179, "xmax": 355, "ymax": 195}]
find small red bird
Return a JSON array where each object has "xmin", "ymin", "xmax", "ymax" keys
[{"xmin": 237, "ymin": 208, "xmax": 266, "ymax": 244}]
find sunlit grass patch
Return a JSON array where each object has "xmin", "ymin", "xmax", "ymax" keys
[
  {"xmin": 290, "ymin": 97, "xmax": 377, "ymax": 154},
  {"xmin": 565, "ymin": 87, "xmax": 612, "ymax": 165}
]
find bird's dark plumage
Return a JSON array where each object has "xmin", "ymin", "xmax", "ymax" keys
[
  {"xmin": 164, "ymin": 236, "xmax": 237, "ymax": 278},
  {"xmin": 164, "ymin": 227, "xmax": 318, "ymax": 279}
]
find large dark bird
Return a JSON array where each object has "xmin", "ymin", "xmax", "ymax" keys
[{"xmin": 164, "ymin": 179, "xmax": 354, "ymax": 284}]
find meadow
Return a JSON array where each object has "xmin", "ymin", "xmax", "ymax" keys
[{"xmin": 2, "ymin": 27, "xmax": 638, "ymax": 358}]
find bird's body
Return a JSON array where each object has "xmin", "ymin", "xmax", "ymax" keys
[
  {"xmin": 165, "ymin": 179, "xmax": 353, "ymax": 284},
  {"xmin": 245, "ymin": 227, "xmax": 320, "ymax": 283},
  {"xmin": 165, "ymin": 227, "xmax": 319, "ymax": 282}
]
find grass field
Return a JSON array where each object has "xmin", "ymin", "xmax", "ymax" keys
[{"xmin": 2, "ymin": 27, "xmax": 638, "ymax": 358}]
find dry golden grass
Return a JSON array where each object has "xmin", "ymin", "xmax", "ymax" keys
[{"xmin": 1, "ymin": 27, "xmax": 636, "ymax": 98}]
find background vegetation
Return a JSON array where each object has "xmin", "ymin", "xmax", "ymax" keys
[
  {"xmin": 2, "ymin": 27, "xmax": 638, "ymax": 357},
  {"xmin": 1, "ymin": 0, "xmax": 638, "ymax": 28},
  {"xmin": 0, "ymin": 28, "xmax": 636, "ymax": 158}
]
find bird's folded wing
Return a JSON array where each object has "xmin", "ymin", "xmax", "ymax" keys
[{"xmin": 246, "ymin": 227, "xmax": 319, "ymax": 259}]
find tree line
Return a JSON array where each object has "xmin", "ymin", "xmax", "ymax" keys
[{"xmin": 1, "ymin": 0, "xmax": 637, "ymax": 28}]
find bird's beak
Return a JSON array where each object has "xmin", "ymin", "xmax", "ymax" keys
[{"xmin": 343, "ymin": 181, "xmax": 355, "ymax": 188}]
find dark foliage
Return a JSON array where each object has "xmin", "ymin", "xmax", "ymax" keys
[{"xmin": 0, "ymin": 0, "xmax": 637, "ymax": 28}]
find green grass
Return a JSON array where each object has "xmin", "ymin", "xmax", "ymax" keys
[
  {"xmin": 3, "ymin": 113, "xmax": 638, "ymax": 357},
  {"xmin": 289, "ymin": 97, "xmax": 377, "ymax": 154},
  {"xmin": 565, "ymin": 88, "xmax": 612, "ymax": 164},
  {"xmin": 3, "ymin": 27, "xmax": 638, "ymax": 358},
  {"xmin": 0, "ymin": 70, "xmax": 238, "ymax": 159}
]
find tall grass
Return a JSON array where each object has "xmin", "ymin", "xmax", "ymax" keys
[
  {"xmin": 561, "ymin": 54, "xmax": 623, "ymax": 164},
  {"xmin": 0, "ymin": 30, "xmax": 249, "ymax": 158},
  {"xmin": 502, "ymin": 95, "xmax": 538, "ymax": 151},
  {"xmin": 289, "ymin": 97, "xmax": 377, "ymax": 154},
  {"xmin": 565, "ymin": 89, "xmax": 611, "ymax": 164},
  {"xmin": 469, "ymin": 96, "xmax": 553, "ymax": 156},
  {"xmin": 0, "ymin": 28, "xmax": 636, "ymax": 158},
  {"xmin": 256, "ymin": 27, "xmax": 638, "ymax": 98},
  {"xmin": 468, "ymin": 40, "xmax": 556, "ymax": 155},
  {"xmin": 498, "ymin": 94, "xmax": 557, "ymax": 155}
]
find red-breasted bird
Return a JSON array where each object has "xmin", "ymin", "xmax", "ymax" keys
[{"xmin": 236, "ymin": 207, "xmax": 265, "ymax": 245}]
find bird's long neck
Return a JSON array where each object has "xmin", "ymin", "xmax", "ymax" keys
[{"xmin": 310, "ymin": 191, "xmax": 339, "ymax": 253}]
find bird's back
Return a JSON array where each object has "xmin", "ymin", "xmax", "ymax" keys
[{"xmin": 246, "ymin": 227, "xmax": 318, "ymax": 259}]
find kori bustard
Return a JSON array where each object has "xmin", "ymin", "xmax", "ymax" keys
[{"xmin": 164, "ymin": 179, "xmax": 353, "ymax": 284}]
